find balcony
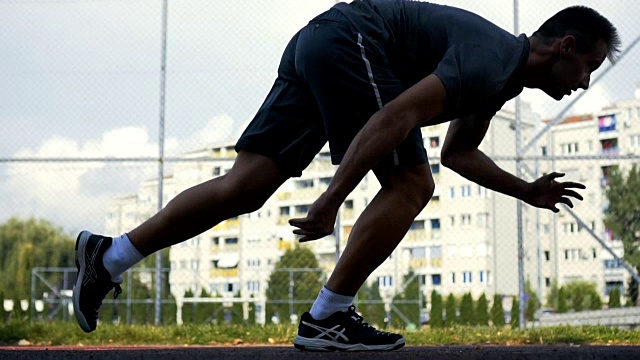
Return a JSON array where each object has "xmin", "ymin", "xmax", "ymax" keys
[
  {"xmin": 210, "ymin": 268, "xmax": 239, "ymax": 278},
  {"xmin": 212, "ymin": 218, "xmax": 240, "ymax": 231},
  {"xmin": 405, "ymin": 229, "xmax": 427, "ymax": 242},
  {"xmin": 407, "ymin": 258, "xmax": 442, "ymax": 269}
]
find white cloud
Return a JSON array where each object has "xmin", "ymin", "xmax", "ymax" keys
[
  {"xmin": 0, "ymin": 117, "xmax": 241, "ymax": 233},
  {"xmin": 1, "ymin": 126, "xmax": 180, "ymax": 233},
  {"xmin": 172, "ymin": 113, "xmax": 241, "ymax": 155}
]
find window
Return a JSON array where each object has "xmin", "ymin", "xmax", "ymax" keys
[
  {"xmin": 430, "ymin": 219, "xmax": 441, "ymax": 230},
  {"xmin": 225, "ymin": 237, "xmax": 238, "ymax": 245},
  {"xmin": 429, "ymin": 136, "xmax": 440, "ymax": 148},
  {"xmin": 213, "ymin": 167, "xmax": 221, "ymax": 176},
  {"xmin": 479, "ymin": 271, "xmax": 485, "ymax": 283},
  {"xmin": 227, "ymin": 283, "xmax": 234, "ymax": 292},
  {"xmin": 477, "ymin": 212, "xmax": 490, "ymax": 228},
  {"xmin": 378, "ymin": 276, "xmax": 393, "ymax": 288},
  {"xmin": 451, "ymin": 273, "xmax": 456, "ymax": 284},
  {"xmin": 295, "ymin": 179, "xmax": 314, "ymax": 188},
  {"xmin": 279, "ymin": 207, "xmax": 290, "ymax": 215},
  {"xmin": 344, "ymin": 200, "xmax": 354, "ymax": 209},
  {"xmin": 561, "ymin": 142, "xmax": 580, "ymax": 154},
  {"xmin": 544, "ymin": 251, "xmax": 550, "ymax": 261},
  {"xmin": 477, "ymin": 185, "xmax": 488, "ymax": 198},
  {"xmin": 319, "ymin": 177, "xmax": 332, "ymax": 186},
  {"xmin": 461, "ymin": 214, "xmax": 472, "ymax": 226},
  {"xmin": 432, "ymin": 274, "xmax": 442, "ymax": 285},
  {"xmin": 541, "ymin": 146, "xmax": 548, "ymax": 156},
  {"xmin": 410, "ymin": 220, "xmax": 425, "ymax": 230},
  {"xmin": 431, "ymin": 163, "xmax": 440, "ymax": 174},
  {"xmin": 449, "ymin": 187, "xmax": 455, "ymax": 199},
  {"xmin": 461, "ymin": 185, "xmax": 472, "ymax": 198},
  {"xmin": 411, "ymin": 247, "xmax": 426, "ymax": 258},
  {"xmin": 429, "ymin": 246, "xmax": 442, "ymax": 259},
  {"xmin": 545, "ymin": 277, "xmax": 551, "ymax": 287},
  {"xmin": 247, "ymin": 281, "xmax": 260, "ymax": 292},
  {"xmin": 463, "ymin": 271, "xmax": 473, "ymax": 284},
  {"xmin": 604, "ymin": 259, "xmax": 622, "ymax": 269},
  {"xmin": 295, "ymin": 204, "xmax": 311, "ymax": 214},
  {"xmin": 631, "ymin": 134, "xmax": 640, "ymax": 148},
  {"xmin": 449, "ymin": 215, "xmax": 455, "ymax": 228}
]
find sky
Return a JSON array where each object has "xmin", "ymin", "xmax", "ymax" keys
[{"xmin": 1, "ymin": 0, "xmax": 639, "ymax": 234}]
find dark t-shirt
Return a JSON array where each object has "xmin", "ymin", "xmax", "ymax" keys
[{"xmin": 333, "ymin": 0, "xmax": 529, "ymax": 121}]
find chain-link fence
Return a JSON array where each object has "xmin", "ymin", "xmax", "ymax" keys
[{"xmin": 1, "ymin": 0, "xmax": 640, "ymax": 331}]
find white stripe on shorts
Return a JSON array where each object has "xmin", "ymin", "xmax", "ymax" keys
[{"xmin": 357, "ymin": 33, "xmax": 399, "ymax": 165}]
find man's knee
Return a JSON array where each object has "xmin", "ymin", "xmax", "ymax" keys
[{"xmin": 408, "ymin": 178, "xmax": 435, "ymax": 210}]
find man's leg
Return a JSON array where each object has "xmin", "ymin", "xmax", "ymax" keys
[
  {"xmin": 128, "ymin": 151, "xmax": 289, "ymax": 255},
  {"xmin": 323, "ymin": 162, "xmax": 434, "ymax": 300},
  {"xmin": 295, "ymin": 163, "xmax": 433, "ymax": 351},
  {"xmin": 74, "ymin": 151, "xmax": 289, "ymax": 332}
]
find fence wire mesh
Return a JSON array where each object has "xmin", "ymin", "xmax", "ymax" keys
[{"xmin": 1, "ymin": 0, "xmax": 640, "ymax": 331}]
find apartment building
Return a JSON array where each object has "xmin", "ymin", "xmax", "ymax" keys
[
  {"xmin": 107, "ymin": 95, "xmax": 640, "ymax": 323},
  {"xmin": 532, "ymin": 91, "xmax": 640, "ymax": 300}
]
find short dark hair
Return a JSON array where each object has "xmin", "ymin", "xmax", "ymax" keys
[{"xmin": 533, "ymin": 6, "xmax": 621, "ymax": 63}]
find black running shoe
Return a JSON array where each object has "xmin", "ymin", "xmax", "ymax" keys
[
  {"xmin": 293, "ymin": 305, "xmax": 405, "ymax": 351},
  {"xmin": 73, "ymin": 231, "xmax": 122, "ymax": 333}
]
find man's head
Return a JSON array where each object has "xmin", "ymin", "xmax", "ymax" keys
[{"xmin": 532, "ymin": 6, "xmax": 621, "ymax": 100}]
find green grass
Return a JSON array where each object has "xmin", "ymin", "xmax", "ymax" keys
[{"xmin": 1, "ymin": 322, "xmax": 640, "ymax": 346}]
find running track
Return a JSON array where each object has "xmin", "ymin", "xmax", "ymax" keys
[{"xmin": 1, "ymin": 345, "xmax": 640, "ymax": 359}]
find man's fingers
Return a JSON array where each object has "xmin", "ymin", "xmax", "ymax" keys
[
  {"xmin": 299, "ymin": 234, "xmax": 326, "ymax": 242},
  {"xmin": 288, "ymin": 217, "xmax": 308, "ymax": 227},
  {"xmin": 550, "ymin": 172, "xmax": 565, "ymax": 179},
  {"xmin": 563, "ymin": 189, "xmax": 583, "ymax": 200},
  {"xmin": 562, "ymin": 181, "xmax": 586, "ymax": 189},
  {"xmin": 559, "ymin": 197, "xmax": 574, "ymax": 208}
]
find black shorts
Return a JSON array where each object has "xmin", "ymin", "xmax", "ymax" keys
[{"xmin": 235, "ymin": 8, "xmax": 427, "ymax": 177}]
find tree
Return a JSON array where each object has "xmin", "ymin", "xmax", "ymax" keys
[
  {"xmin": 266, "ymin": 246, "xmax": 324, "ymax": 323},
  {"xmin": 490, "ymin": 294, "xmax": 505, "ymax": 327},
  {"xmin": 546, "ymin": 279, "xmax": 559, "ymax": 309},
  {"xmin": 510, "ymin": 297, "xmax": 519, "ymax": 328},
  {"xmin": 557, "ymin": 287, "xmax": 569, "ymax": 313},
  {"xmin": 391, "ymin": 270, "xmax": 421, "ymax": 328},
  {"xmin": 608, "ymin": 287, "xmax": 622, "ymax": 308},
  {"xmin": 458, "ymin": 292, "xmax": 474, "ymax": 325},
  {"xmin": 604, "ymin": 165, "xmax": 640, "ymax": 272},
  {"xmin": 562, "ymin": 281, "xmax": 601, "ymax": 312},
  {"xmin": 429, "ymin": 290, "xmax": 443, "ymax": 328},
  {"xmin": 0, "ymin": 217, "xmax": 75, "ymax": 299},
  {"xmin": 444, "ymin": 294, "xmax": 457, "ymax": 327},
  {"xmin": 525, "ymin": 280, "xmax": 541, "ymax": 321},
  {"xmin": 356, "ymin": 281, "xmax": 386, "ymax": 328},
  {"xmin": 627, "ymin": 273, "xmax": 639, "ymax": 307},
  {"xmin": 475, "ymin": 293, "xmax": 489, "ymax": 326}
]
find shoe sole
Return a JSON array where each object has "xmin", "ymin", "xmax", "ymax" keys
[
  {"xmin": 73, "ymin": 231, "xmax": 93, "ymax": 333},
  {"xmin": 293, "ymin": 336, "xmax": 405, "ymax": 352}
]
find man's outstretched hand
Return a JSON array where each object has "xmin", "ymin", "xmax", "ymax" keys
[
  {"xmin": 289, "ymin": 192, "xmax": 340, "ymax": 242},
  {"xmin": 524, "ymin": 172, "xmax": 586, "ymax": 213}
]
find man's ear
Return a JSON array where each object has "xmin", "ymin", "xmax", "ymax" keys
[{"xmin": 559, "ymin": 35, "xmax": 577, "ymax": 57}]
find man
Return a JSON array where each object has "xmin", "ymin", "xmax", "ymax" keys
[{"xmin": 73, "ymin": 0, "xmax": 620, "ymax": 352}]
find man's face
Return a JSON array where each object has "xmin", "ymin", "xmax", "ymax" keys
[{"xmin": 542, "ymin": 37, "xmax": 608, "ymax": 101}]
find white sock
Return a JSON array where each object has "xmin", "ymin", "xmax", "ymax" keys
[
  {"xmin": 309, "ymin": 286, "xmax": 354, "ymax": 320},
  {"xmin": 102, "ymin": 233, "xmax": 145, "ymax": 282}
]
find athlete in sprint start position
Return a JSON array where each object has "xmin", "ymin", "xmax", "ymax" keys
[{"xmin": 73, "ymin": 0, "xmax": 619, "ymax": 352}]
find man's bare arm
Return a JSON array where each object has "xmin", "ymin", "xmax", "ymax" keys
[
  {"xmin": 441, "ymin": 115, "xmax": 585, "ymax": 212},
  {"xmin": 289, "ymin": 74, "xmax": 447, "ymax": 241}
]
